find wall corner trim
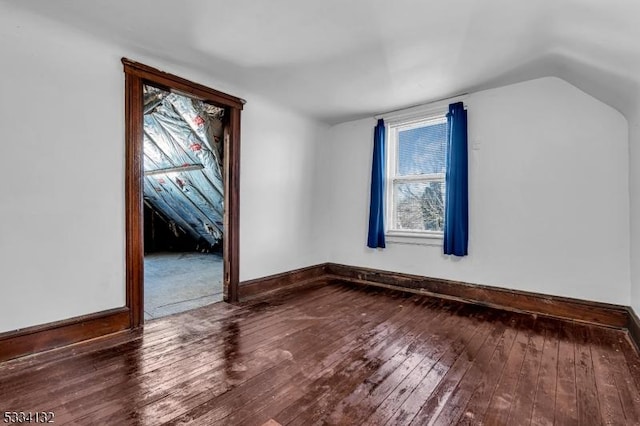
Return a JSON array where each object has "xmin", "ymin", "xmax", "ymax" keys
[
  {"xmin": 238, "ymin": 263, "xmax": 330, "ymax": 300},
  {"xmin": 628, "ymin": 306, "xmax": 640, "ymax": 352},
  {"xmin": 238, "ymin": 262, "xmax": 635, "ymax": 332}
]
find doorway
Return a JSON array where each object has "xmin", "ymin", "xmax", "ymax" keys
[
  {"xmin": 123, "ymin": 59, "xmax": 243, "ymax": 327},
  {"xmin": 142, "ymin": 85, "xmax": 226, "ymax": 319}
]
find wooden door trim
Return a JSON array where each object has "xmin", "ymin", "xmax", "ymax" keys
[
  {"xmin": 122, "ymin": 59, "xmax": 245, "ymax": 109},
  {"xmin": 123, "ymin": 58, "xmax": 243, "ymax": 327}
]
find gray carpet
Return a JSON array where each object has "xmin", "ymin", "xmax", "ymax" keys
[{"xmin": 144, "ymin": 252, "xmax": 223, "ymax": 320}]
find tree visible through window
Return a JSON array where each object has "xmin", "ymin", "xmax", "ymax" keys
[{"xmin": 388, "ymin": 115, "xmax": 448, "ymax": 235}]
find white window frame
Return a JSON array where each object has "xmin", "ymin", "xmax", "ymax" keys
[{"xmin": 384, "ymin": 106, "xmax": 449, "ymax": 245}]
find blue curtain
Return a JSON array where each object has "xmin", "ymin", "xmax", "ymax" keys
[
  {"xmin": 367, "ymin": 119, "xmax": 386, "ymax": 248},
  {"xmin": 444, "ymin": 102, "xmax": 468, "ymax": 256}
]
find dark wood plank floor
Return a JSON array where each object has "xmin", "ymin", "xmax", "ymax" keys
[{"xmin": 1, "ymin": 281, "xmax": 639, "ymax": 425}]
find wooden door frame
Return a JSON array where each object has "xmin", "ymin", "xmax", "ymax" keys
[{"xmin": 123, "ymin": 58, "xmax": 243, "ymax": 327}]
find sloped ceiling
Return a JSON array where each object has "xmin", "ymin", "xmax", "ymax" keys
[{"xmin": 6, "ymin": 0, "xmax": 640, "ymax": 123}]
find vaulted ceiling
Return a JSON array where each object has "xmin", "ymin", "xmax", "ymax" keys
[{"xmin": 7, "ymin": 0, "xmax": 640, "ymax": 123}]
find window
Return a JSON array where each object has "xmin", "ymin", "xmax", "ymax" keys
[{"xmin": 386, "ymin": 113, "xmax": 448, "ymax": 241}]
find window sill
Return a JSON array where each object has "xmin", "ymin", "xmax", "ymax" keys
[{"xmin": 385, "ymin": 231, "xmax": 443, "ymax": 247}]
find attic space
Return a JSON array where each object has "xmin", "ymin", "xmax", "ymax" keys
[{"xmin": 142, "ymin": 85, "xmax": 227, "ymax": 319}]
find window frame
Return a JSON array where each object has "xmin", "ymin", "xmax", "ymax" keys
[{"xmin": 385, "ymin": 109, "xmax": 449, "ymax": 244}]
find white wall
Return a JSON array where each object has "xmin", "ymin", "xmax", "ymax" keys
[
  {"xmin": 630, "ymin": 119, "xmax": 640, "ymax": 315},
  {"xmin": 0, "ymin": 6, "xmax": 326, "ymax": 332},
  {"xmin": 0, "ymin": 9, "xmax": 127, "ymax": 332},
  {"xmin": 240, "ymin": 97, "xmax": 328, "ymax": 280},
  {"xmin": 321, "ymin": 77, "xmax": 631, "ymax": 305}
]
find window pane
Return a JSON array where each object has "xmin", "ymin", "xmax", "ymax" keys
[
  {"xmin": 397, "ymin": 121, "xmax": 447, "ymax": 176},
  {"xmin": 393, "ymin": 181, "xmax": 445, "ymax": 232}
]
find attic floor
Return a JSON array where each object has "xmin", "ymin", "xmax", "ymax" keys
[
  {"xmin": 1, "ymin": 282, "xmax": 639, "ymax": 424},
  {"xmin": 144, "ymin": 252, "xmax": 223, "ymax": 320}
]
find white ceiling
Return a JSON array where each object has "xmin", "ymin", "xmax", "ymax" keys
[{"xmin": 7, "ymin": 0, "xmax": 640, "ymax": 123}]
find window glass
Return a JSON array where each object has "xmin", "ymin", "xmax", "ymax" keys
[
  {"xmin": 388, "ymin": 115, "xmax": 448, "ymax": 235},
  {"xmin": 393, "ymin": 181, "xmax": 445, "ymax": 232},
  {"xmin": 397, "ymin": 121, "xmax": 447, "ymax": 176}
]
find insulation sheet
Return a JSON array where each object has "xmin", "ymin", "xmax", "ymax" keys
[{"xmin": 143, "ymin": 86, "xmax": 225, "ymax": 248}]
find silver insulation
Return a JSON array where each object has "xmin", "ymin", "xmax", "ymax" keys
[{"xmin": 143, "ymin": 86, "xmax": 225, "ymax": 247}]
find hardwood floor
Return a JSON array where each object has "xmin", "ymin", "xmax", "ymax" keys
[{"xmin": 1, "ymin": 281, "xmax": 639, "ymax": 425}]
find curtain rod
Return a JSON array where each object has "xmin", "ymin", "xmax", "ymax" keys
[{"xmin": 374, "ymin": 92, "xmax": 469, "ymax": 120}]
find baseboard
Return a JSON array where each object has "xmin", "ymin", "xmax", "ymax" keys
[
  {"xmin": 0, "ymin": 307, "xmax": 130, "ymax": 362},
  {"xmin": 2, "ymin": 263, "xmax": 635, "ymax": 363},
  {"xmin": 0, "ymin": 263, "xmax": 328, "ymax": 362},
  {"xmin": 628, "ymin": 307, "xmax": 640, "ymax": 352},
  {"xmin": 239, "ymin": 262, "xmax": 633, "ymax": 331},
  {"xmin": 325, "ymin": 263, "xmax": 629, "ymax": 329},
  {"xmin": 238, "ymin": 263, "xmax": 329, "ymax": 299}
]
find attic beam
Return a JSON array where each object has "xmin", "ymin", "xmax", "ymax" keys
[
  {"xmin": 144, "ymin": 154, "xmax": 224, "ymax": 235},
  {"xmin": 144, "ymin": 164, "xmax": 204, "ymax": 176}
]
